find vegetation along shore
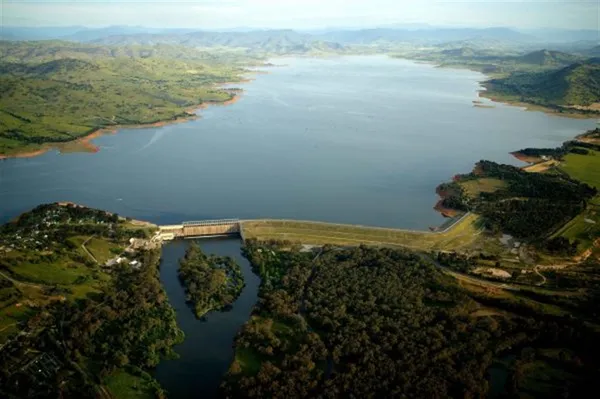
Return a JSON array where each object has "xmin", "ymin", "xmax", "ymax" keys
[{"xmin": 393, "ymin": 47, "xmax": 600, "ymax": 118}]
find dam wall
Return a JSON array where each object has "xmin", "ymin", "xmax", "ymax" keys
[{"xmin": 158, "ymin": 219, "xmax": 241, "ymax": 240}]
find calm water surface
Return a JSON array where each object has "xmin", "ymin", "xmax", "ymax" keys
[
  {"xmin": 0, "ymin": 56, "xmax": 595, "ymax": 227},
  {"xmin": 154, "ymin": 238, "xmax": 259, "ymax": 398}
]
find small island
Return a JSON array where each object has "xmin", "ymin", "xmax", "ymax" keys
[{"xmin": 179, "ymin": 242, "xmax": 245, "ymax": 318}]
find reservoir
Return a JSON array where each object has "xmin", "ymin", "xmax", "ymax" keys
[{"xmin": 0, "ymin": 56, "xmax": 595, "ymax": 228}]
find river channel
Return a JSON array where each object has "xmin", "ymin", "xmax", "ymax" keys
[{"xmin": 153, "ymin": 238, "xmax": 259, "ymax": 398}]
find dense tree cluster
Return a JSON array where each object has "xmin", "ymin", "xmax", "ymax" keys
[
  {"xmin": 223, "ymin": 242, "xmax": 600, "ymax": 398},
  {"xmin": 544, "ymin": 236, "xmax": 580, "ymax": 256},
  {"xmin": 178, "ymin": 242, "xmax": 244, "ymax": 318},
  {"xmin": 436, "ymin": 251, "xmax": 488, "ymax": 273},
  {"xmin": 438, "ymin": 160, "xmax": 596, "ymax": 241}
]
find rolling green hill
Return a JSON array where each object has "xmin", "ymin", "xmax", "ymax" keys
[
  {"xmin": 0, "ymin": 41, "xmax": 254, "ymax": 156},
  {"xmin": 394, "ymin": 46, "xmax": 580, "ymax": 76},
  {"xmin": 582, "ymin": 45, "xmax": 600, "ymax": 57},
  {"xmin": 484, "ymin": 58, "xmax": 600, "ymax": 110},
  {"xmin": 516, "ymin": 49, "xmax": 582, "ymax": 66}
]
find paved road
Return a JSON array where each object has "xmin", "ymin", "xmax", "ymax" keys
[{"xmin": 81, "ymin": 235, "xmax": 99, "ymax": 264}]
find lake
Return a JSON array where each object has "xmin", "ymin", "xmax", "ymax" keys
[{"xmin": 0, "ymin": 56, "xmax": 595, "ymax": 228}]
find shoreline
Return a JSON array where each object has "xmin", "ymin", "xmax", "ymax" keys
[
  {"xmin": 408, "ymin": 57, "xmax": 599, "ymax": 120},
  {"xmin": 477, "ymin": 88, "xmax": 598, "ymax": 120},
  {"xmin": 436, "ymin": 127, "xmax": 600, "ymax": 218},
  {"xmin": 0, "ymin": 112, "xmax": 202, "ymax": 160},
  {"xmin": 0, "ymin": 63, "xmax": 272, "ymax": 160},
  {"xmin": 0, "ymin": 87, "xmax": 247, "ymax": 161}
]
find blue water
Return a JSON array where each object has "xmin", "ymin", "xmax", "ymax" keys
[{"xmin": 0, "ymin": 56, "xmax": 595, "ymax": 228}]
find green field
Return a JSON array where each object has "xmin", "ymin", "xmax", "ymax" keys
[
  {"xmin": 234, "ymin": 345, "xmax": 264, "ymax": 376},
  {"xmin": 459, "ymin": 178, "xmax": 506, "ymax": 197},
  {"xmin": 242, "ymin": 213, "xmax": 488, "ymax": 251},
  {"xmin": 104, "ymin": 370, "xmax": 155, "ymax": 399},
  {"xmin": 553, "ymin": 149, "xmax": 600, "ymax": 249},
  {"xmin": 4, "ymin": 257, "xmax": 91, "ymax": 285},
  {"xmin": 560, "ymin": 148, "xmax": 600, "ymax": 189},
  {"xmin": 68, "ymin": 235, "xmax": 124, "ymax": 264}
]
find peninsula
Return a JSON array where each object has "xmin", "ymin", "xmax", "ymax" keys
[{"xmin": 0, "ymin": 41, "xmax": 254, "ymax": 158}]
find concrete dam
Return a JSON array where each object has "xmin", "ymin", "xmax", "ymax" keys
[{"xmin": 158, "ymin": 219, "xmax": 243, "ymax": 241}]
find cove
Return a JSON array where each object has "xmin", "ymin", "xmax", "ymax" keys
[
  {"xmin": 154, "ymin": 238, "xmax": 260, "ymax": 398},
  {"xmin": 0, "ymin": 56, "xmax": 595, "ymax": 228}
]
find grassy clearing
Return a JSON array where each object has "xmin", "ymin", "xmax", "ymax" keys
[
  {"xmin": 519, "ymin": 359, "xmax": 579, "ymax": 397},
  {"xmin": 553, "ymin": 196, "xmax": 600, "ymax": 250},
  {"xmin": 554, "ymin": 150, "xmax": 600, "ymax": 250},
  {"xmin": 242, "ymin": 214, "xmax": 485, "ymax": 251},
  {"xmin": 560, "ymin": 149, "xmax": 600, "ymax": 189},
  {"xmin": 235, "ymin": 347, "xmax": 263, "ymax": 376},
  {"xmin": 0, "ymin": 302, "xmax": 33, "ymax": 343},
  {"xmin": 85, "ymin": 237, "xmax": 123, "ymax": 264},
  {"xmin": 104, "ymin": 370, "xmax": 154, "ymax": 399},
  {"xmin": 459, "ymin": 178, "xmax": 506, "ymax": 197},
  {"xmin": 231, "ymin": 315, "xmax": 301, "ymax": 377},
  {"xmin": 5, "ymin": 257, "xmax": 90, "ymax": 286}
]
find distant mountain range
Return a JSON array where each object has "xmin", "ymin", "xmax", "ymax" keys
[
  {"xmin": 315, "ymin": 27, "xmax": 534, "ymax": 44},
  {"xmin": 2, "ymin": 25, "xmax": 597, "ymax": 51},
  {"xmin": 582, "ymin": 45, "xmax": 600, "ymax": 57}
]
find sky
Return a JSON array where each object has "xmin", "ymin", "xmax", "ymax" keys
[{"xmin": 1, "ymin": 0, "xmax": 598, "ymax": 30}]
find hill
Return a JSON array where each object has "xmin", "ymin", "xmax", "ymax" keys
[
  {"xmin": 68, "ymin": 26, "xmax": 536, "ymax": 52},
  {"xmin": 89, "ymin": 29, "xmax": 347, "ymax": 54},
  {"xmin": 0, "ymin": 41, "xmax": 253, "ymax": 156},
  {"xmin": 517, "ymin": 49, "xmax": 581, "ymax": 66},
  {"xmin": 315, "ymin": 27, "xmax": 533, "ymax": 44},
  {"xmin": 582, "ymin": 45, "xmax": 600, "ymax": 57},
  {"xmin": 484, "ymin": 59, "xmax": 600, "ymax": 111}
]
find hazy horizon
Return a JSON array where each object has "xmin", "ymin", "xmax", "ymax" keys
[{"xmin": 3, "ymin": 0, "xmax": 598, "ymax": 30}]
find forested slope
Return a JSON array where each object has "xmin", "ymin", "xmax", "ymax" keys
[
  {"xmin": 222, "ymin": 241, "xmax": 600, "ymax": 398},
  {"xmin": 485, "ymin": 59, "xmax": 600, "ymax": 109}
]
